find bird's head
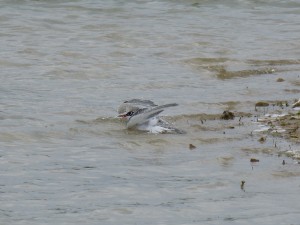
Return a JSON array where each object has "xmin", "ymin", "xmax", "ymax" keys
[{"xmin": 117, "ymin": 102, "xmax": 139, "ymax": 121}]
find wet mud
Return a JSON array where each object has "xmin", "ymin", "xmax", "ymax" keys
[
  {"xmin": 184, "ymin": 57, "xmax": 300, "ymax": 79},
  {"xmin": 163, "ymin": 98, "xmax": 300, "ymax": 160}
]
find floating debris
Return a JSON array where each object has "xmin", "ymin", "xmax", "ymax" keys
[
  {"xmin": 250, "ymin": 158, "xmax": 260, "ymax": 162},
  {"xmin": 257, "ymin": 102, "xmax": 269, "ymax": 107},
  {"xmin": 292, "ymin": 99, "xmax": 300, "ymax": 108},
  {"xmin": 256, "ymin": 113, "xmax": 299, "ymax": 141},
  {"xmin": 255, "ymin": 101, "xmax": 269, "ymax": 108},
  {"xmin": 253, "ymin": 99, "xmax": 300, "ymax": 159},
  {"xmin": 253, "ymin": 125, "xmax": 270, "ymax": 132},
  {"xmin": 275, "ymin": 101, "xmax": 288, "ymax": 108},
  {"xmin": 276, "ymin": 78, "xmax": 285, "ymax": 82},
  {"xmin": 240, "ymin": 180, "xmax": 245, "ymax": 191},
  {"xmin": 220, "ymin": 110, "xmax": 235, "ymax": 120},
  {"xmin": 189, "ymin": 144, "xmax": 196, "ymax": 150},
  {"xmin": 258, "ymin": 136, "xmax": 266, "ymax": 143}
]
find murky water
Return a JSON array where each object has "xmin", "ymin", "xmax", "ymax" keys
[{"xmin": 1, "ymin": 0, "xmax": 300, "ymax": 224}]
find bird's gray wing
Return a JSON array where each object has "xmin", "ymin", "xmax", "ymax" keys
[
  {"xmin": 124, "ymin": 99, "xmax": 158, "ymax": 108},
  {"xmin": 126, "ymin": 103, "xmax": 178, "ymax": 128}
]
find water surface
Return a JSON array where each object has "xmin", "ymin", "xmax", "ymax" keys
[{"xmin": 1, "ymin": 0, "xmax": 300, "ymax": 224}]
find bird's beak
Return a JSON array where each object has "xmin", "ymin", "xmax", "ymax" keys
[{"xmin": 118, "ymin": 114, "xmax": 127, "ymax": 119}]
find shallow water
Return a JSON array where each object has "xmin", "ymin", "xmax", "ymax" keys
[{"xmin": 1, "ymin": 0, "xmax": 300, "ymax": 224}]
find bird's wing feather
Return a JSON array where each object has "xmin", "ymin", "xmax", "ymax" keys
[
  {"xmin": 126, "ymin": 103, "xmax": 178, "ymax": 128},
  {"xmin": 125, "ymin": 99, "xmax": 157, "ymax": 108}
]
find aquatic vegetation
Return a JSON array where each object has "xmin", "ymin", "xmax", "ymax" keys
[
  {"xmin": 247, "ymin": 59, "xmax": 300, "ymax": 66},
  {"xmin": 216, "ymin": 67, "xmax": 275, "ymax": 79},
  {"xmin": 183, "ymin": 57, "xmax": 300, "ymax": 80}
]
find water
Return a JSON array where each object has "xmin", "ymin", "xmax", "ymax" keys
[{"xmin": 1, "ymin": 0, "xmax": 300, "ymax": 224}]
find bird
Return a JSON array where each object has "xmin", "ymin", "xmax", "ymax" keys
[{"xmin": 117, "ymin": 99, "xmax": 182, "ymax": 134}]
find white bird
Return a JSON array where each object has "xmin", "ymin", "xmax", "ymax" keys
[{"xmin": 117, "ymin": 99, "xmax": 182, "ymax": 134}]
